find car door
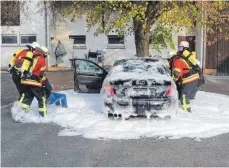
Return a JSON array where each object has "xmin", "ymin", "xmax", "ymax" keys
[{"xmin": 73, "ymin": 59, "xmax": 108, "ymax": 93}]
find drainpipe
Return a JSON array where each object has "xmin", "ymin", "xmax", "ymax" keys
[
  {"xmin": 202, "ymin": 22, "xmax": 206, "ymax": 72},
  {"xmin": 200, "ymin": 4, "xmax": 207, "ymax": 73},
  {"xmin": 44, "ymin": 0, "xmax": 48, "ymax": 69}
]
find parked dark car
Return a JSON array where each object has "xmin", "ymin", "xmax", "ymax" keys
[{"xmin": 72, "ymin": 57, "xmax": 178, "ymax": 119}]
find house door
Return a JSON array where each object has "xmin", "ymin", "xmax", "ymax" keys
[{"xmin": 217, "ymin": 18, "xmax": 229, "ymax": 75}]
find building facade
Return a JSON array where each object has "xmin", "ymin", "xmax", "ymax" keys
[
  {"xmin": 1, "ymin": 1, "xmax": 209, "ymax": 73},
  {"xmin": 1, "ymin": 1, "xmax": 48, "ymax": 68}
]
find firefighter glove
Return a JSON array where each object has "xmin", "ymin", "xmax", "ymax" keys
[
  {"xmin": 20, "ymin": 70, "xmax": 31, "ymax": 79},
  {"xmin": 7, "ymin": 66, "xmax": 13, "ymax": 73}
]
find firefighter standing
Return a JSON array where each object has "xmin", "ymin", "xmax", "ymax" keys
[
  {"xmin": 8, "ymin": 42, "xmax": 41, "ymax": 103},
  {"xmin": 18, "ymin": 46, "xmax": 49, "ymax": 117},
  {"xmin": 171, "ymin": 41, "xmax": 201, "ymax": 112}
]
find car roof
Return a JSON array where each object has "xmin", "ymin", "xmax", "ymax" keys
[
  {"xmin": 113, "ymin": 57, "xmax": 162, "ymax": 67},
  {"xmin": 116, "ymin": 57, "xmax": 159, "ymax": 62},
  {"xmin": 109, "ymin": 57, "xmax": 171, "ymax": 82}
]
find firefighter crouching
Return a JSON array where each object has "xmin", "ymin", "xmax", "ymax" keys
[
  {"xmin": 18, "ymin": 46, "xmax": 50, "ymax": 117},
  {"xmin": 171, "ymin": 41, "xmax": 202, "ymax": 112},
  {"xmin": 8, "ymin": 42, "xmax": 41, "ymax": 103}
]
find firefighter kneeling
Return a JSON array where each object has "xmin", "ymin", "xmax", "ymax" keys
[
  {"xmin": 171, "ymin": 41, "xmax": 201, "ymax": 112},
  {"xmin": 17, "ymin": 46, "xmax": 50, "ymax": 117}
]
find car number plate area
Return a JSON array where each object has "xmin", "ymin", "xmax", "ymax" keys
[
  {"xmin": 132, "ymin": 88, "xmax": 148, "ymax": 96},
  {"xmin": 132, "ymin": 99, "xmax": 154, "ymax": 106},
  {"xmin": 131, "ymin": 88, "xmax": 157, "ymax": 96},
  {"xmin": 132, "ymin": 98, "xmax": 165, "ymax": 106}
]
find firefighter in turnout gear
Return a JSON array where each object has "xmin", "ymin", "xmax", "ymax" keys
[
  {"xmin": 171, "ymin": 41, "xmax": 201, "ymax": 112},
  {"xmin": 8, "ymin": 42, "xmax": 41, "ymax": 103},
  {"xmin": 18, "ymin": 46, "xmax": 49, "ymax": 117}
]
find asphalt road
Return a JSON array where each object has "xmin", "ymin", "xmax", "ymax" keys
[{"xmin": 1, "ymin": 72, "xmax": 229, "ymax": 167}]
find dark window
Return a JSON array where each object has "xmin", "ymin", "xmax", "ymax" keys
[
  {"xmin": 69, "ymin": 35, "xmax": 86, "ymax": 44},
  {"xmin": 2, "ymin": 35, "xmax": 17, "ymax": 44},
  {"xmin": 113, "ymin": 59, "xmax": 127, "ymax": 66},
  {"xmin": 108, "ymin": 35, "xmax": 124, "ymax": 44},
  {"xmin": 157, "ymin": 67, "xmax": 165, "ymax": 75},
  {"xmin": 178, "ymin": 36, "xmax": 196, "ymax": 51},
  {"xmin": 20, "ymin": 35, "xmax": 36, "ymax": 44},
  {"xmin": 1, "ymin": 1, "xmax": 20, "ymax": 26}
]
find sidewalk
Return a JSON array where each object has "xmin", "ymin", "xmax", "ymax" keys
[
  {"xmin": 46, "ymin": 70, "xmax": 74, "ymax": 91},
  {"xmin": 199, "ymin": 75, "xmax": 229, "ymax": 96}
]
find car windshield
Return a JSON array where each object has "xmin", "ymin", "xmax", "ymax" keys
[{"xmin": 114, "ymin": 59, "xmax": 165, "ymax": 75}]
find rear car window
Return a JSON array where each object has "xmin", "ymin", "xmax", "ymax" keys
[{"xmin": 113, "ymin": 59, "xmax": 127, "ymax": 66}]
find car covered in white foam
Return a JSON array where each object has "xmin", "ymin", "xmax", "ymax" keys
[
  {"xmin": 72, "ymin": 57, "xmax": 178, "ymax": 119},
  {"xmin": 101, "ymin": 57, "xmax": 178, "ymax": 119}
]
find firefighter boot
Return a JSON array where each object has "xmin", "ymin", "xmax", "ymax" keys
[
  {"xmin": 181, "ymin": 95, "xmax": 191, "ymax": 112},
  {"xmin": 38, "ymin": 97, "xmax": 47, "ymax": 117}
]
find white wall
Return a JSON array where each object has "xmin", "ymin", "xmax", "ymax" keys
[
  {"xmin": 0, "ymin": 1, "xmax": 46, "ymax": 68},
  {"xmin": 195, "ymin": 27, "xmax": 204, "ymax": 67},
  {"xmin": 51, "ymin": 16, "xmax": 137, "ymax": 67},
  {"xmin": 51, "ymin": 16, "xmax": 194, "ymax": 67}
]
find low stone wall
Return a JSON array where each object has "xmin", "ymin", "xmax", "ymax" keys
[{"xmin": 203, "ymin": 69, "xmax": 217, "ymax": 75}]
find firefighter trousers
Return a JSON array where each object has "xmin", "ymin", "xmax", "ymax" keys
[
  {"xmin": 190, "ymin": 74, "xmax": 205, "ymax": 99},
  {"xmin": 178, "ymin": 80, "xmax": 199, "ymax": 112},
  {"xmin": 44, "ymin": 79, "xmax": 52, "ymax": 98},
  {"xmin": 12, "ymin": 73, "xmax": 28, "ymax": 101},
  {"xmin": 18, "ymin": 85, "xmax": 47, "ymax": 117},
  {"xmin": 189, "ymin": 78, "xmax": 202, "ymax": 99}
]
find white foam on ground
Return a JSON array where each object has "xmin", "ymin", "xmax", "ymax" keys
[{"xmin": 11, "ymin": 90, "xmax": 229, "ymax": 140}]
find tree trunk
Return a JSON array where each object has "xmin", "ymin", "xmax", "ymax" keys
[{"xmin": 133, "ymin": 17, "xmax": 151, "ymax": 57}]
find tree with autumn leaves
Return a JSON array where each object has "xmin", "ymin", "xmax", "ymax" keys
[
  {"xmin": 62, "ymin": 1, "xmax": 229, "ymax": 57},
  {"xmin": 1, "ymin": 1, "xmax": 228, "ymax": 57}
]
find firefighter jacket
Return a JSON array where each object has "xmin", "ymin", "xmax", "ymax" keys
[
  {"xmin": 172, "ymin": 56, "xmax": 200, "ymax": 85},
  {"xmin": 21, "ymin": 51, "xmax": 46, "ymax": 87}
]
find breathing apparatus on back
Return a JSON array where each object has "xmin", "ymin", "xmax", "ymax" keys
[
  {"xmin": 20, "ymin": 42, "xmax": 41, "ymax": 78},
  {"xmin": 178, "ymin": 41, "xmax": 200, "ymax": 67}
]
